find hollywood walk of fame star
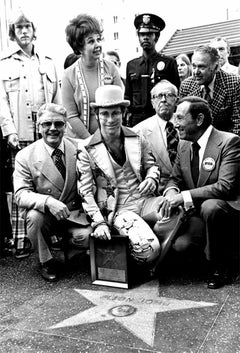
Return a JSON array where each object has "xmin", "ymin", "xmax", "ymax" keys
[{"xmin": 49, "ymin": 280, "xmax": 217, "ymax": 347}]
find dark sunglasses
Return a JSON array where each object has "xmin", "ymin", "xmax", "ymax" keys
[{"xmin": 40, "ymin": 121, "xmax": 65, "ymax": 129}]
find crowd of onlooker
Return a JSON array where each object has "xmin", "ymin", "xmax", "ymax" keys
[{"xmin": 0, "ymin": 9, "xmax": 239, "ymax": 290}]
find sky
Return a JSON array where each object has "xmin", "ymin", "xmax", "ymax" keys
[{"xmin": 15, "ymin": 0, "xmax": 240, "ymax": 76}]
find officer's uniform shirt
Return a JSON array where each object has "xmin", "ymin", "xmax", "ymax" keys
[{"xmin": 125, "ymin": 51, "xmax": 180, "ymax": 127}]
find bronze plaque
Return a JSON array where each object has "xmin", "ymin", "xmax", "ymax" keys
[{"xmin": 90, "ymin": 234, "xmax": 129, "ymax": 289}]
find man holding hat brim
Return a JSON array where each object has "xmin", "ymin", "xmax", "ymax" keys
[
  {"xmin": 77, "ymin": 85, "xmax": 166, "ymax": 269},
  {"xmin": 124, "ymin": 13, "xmax": 180, "ymax": 127}
]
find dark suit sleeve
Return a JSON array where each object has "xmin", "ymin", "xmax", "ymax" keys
[{"xmin": 189, "ymin": 136, "xmax": 240, "ymax": 202}]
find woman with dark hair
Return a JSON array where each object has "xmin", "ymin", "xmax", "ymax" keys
[
  {"xmin": 176, "ymin": 53, "xmax": 192, "ymax": 83},
  {"xmin": 62, "ymin": 14, "xmax": 123, "ymax": 139}
]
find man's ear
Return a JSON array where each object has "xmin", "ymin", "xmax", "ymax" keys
[{"xmin": 196, "ymin": 113, "xmax": 204, "ymax": 126}]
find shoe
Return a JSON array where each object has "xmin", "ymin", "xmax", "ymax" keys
[
  {"xmin": 15, "ymin": 248, "xmax": 31, "ymax": 259},
  {"xmin": 40, "ymin": 260, "xmax": 58, "ymax": 282},
  {"xmin": 207, "ymin": 270, "xmax": 225, "ymax": 289}
]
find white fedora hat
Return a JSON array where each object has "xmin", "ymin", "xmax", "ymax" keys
[{"xmin": 90, "ymin": 85, "xmax": 130, "ymax": 108}]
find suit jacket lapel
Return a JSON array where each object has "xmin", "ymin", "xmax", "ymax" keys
[
  {"xmin": 87, "ymin": 131, "xmax": 117, "ymax": 186},
  {"xmin": 61, "ymin": 138, "xmax": 77, "ymax": 200},
  {"xmin": 181, "ymin": 142, "xmax": 195, "ymax": 188},
  {"xmin": 33, "ymin": 140, "xmax": 64, "ymax": 191},
  {"xmin": 125, "ymin": 134, "xmax": 142, "ymax": 179},
  {"xmin": 147, "ymin": 116, "xmax": 172, "ymax": 171},
  {"xmin": 210, "ymin": 73, "xmax": 226, "ymax": 116},
  {"xmin": 198, "ymin": 128, "xmax": 221, "ymax": 186}
]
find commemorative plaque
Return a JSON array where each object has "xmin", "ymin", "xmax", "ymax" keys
[{"xmin": 90, "ymin": 234, "xmax": 129, "ymax": 289}]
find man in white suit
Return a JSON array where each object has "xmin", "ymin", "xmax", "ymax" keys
[
  {"xmin": 13, "ymin": 103, "xmax": 91, "ymax": 282},
  {"xmin": 134, "ymin": 80, "xmax": 179, "ymax": 194}
]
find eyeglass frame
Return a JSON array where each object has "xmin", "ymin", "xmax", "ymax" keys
[
  {"xmin": 151, "ymin": 93, "xmax": 177, "ymax": 101},
  {"xmin": 39, "ymin": 121, "xmax": 66, "ymax": 129}
]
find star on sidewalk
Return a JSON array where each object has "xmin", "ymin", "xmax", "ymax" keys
[{"xmin": 50, "ymin": 280, "xmax": 216, "ymax": 347}]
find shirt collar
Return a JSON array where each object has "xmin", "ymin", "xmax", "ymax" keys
[
  {"xmin": 201, "ymin": 75, "xmax": 216, "ymax": 98},
  {"xmin": 44, "ymin": 141, "xmax": 65, "ymax": 156},
  {"xmin": 195, "ymin": 125, "xmax": 213, "ymax": 151}
]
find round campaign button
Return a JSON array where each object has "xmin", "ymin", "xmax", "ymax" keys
[
  {"xmin": 202, "ymin": 157, "xmax": 215, "ymax": 171},
  {"xmin": 157, "ymin": 61, "xmax": 165, "ymax": 71},
  {"xmin": 109, "ymin": 305, "xmax": 137, "ymax": 317}
]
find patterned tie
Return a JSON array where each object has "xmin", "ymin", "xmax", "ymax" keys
[
  {"xmin": 166, "ymin": 121, "xmax": 179, "ymax": 165},
  {"xmin": 191, "ymin": 142, "xmax": 200, "ymax": 186},
  {"xmin": 203, "ymin": 85, "xmax": 212, "ymax": 103},
  {"xmin": 52, "ymin": 148, "xmax": 66, "ymax": 179}
]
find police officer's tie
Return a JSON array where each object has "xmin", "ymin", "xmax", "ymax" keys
[
  {"xmin": 166, "ymin": 121, "xmax": 179, "ymax": 165},
  {"xmin": 191, "ymin": 142, "xmax": 200, "ymax": 186},
  {"xmin": 52, "ymin": 148, "xmax": 66, "ymax": 179},
  {"xmin": 203, "ymin": 85, "xmax": 212, "ymax": 104}
]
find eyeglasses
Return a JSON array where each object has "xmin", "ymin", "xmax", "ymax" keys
[
  {"xmin": 40, "ymin": 121, "xmax": 65, "ymax": 129},
  {"xmin": 152, "ymin": 93, "xmax": 177, "ymax": 100}
]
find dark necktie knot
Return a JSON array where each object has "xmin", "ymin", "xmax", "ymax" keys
[
  {"xmin": 53, "ymin": 148, "xmax": 63, "ymax": 158},
  {"xmin": 52, "ymin": 148, "xmax": 65, "ymax": 179},
  {"xmin": 166, "ymin": 121, "xmax": 179, "ymax": 165},
  {"xmin": 192, "ymin": 142, "xmax": 200, "ymax": 154}
]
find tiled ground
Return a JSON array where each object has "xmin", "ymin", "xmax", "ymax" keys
[{"xmin": 0, "ymin": 250, "xmax": 239, "ymax": 353}]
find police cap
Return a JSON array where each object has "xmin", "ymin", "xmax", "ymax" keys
[{"xmin": 134, "ymin": 13, "xmax": 165, "ymax": 33}]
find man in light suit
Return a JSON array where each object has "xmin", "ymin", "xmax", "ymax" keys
[
  {"xmin": 134, "ymin": 80, "xmax": 179, "ymax": 194},
  {"xmin": 160, "ymin": 96, "xmax": 240, "ymax": 289},
  {"xmin": 13, "ymin": 103, "xmax": 91, "ymax": 282},
  {"xmin": 179, "ymin": 45, "xmax": 240, "ymax": 136},
  {"xmin": 77, "ymin": 85, "xmax": 166, "ymax": 269}
]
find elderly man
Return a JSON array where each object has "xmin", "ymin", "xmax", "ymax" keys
[
  {"xmin": 160, "ymin": 96, "xmax": 240, "ymax": 289},
  {"xmin": 179, "ymin": 45, "xmax": 240, "ymax": 136},
  {"xmin": 77, "ymin": 85, "xmax": 165, "ymax": 270},
  {"xmin": 125, "ymin": 13, "xmax": 180, "ymax": 127},
  {"xmin": 209, "ymin": 37, "xmax": 239, "ymax": 75},
  {"xmin": 134, "ymin": 80, "xmax": 179, "ymax": 194},
  {"xmin": 13, "ymin": 103, "xmax": 91, "ymax": 282},
  {"xmin": 0, "ymin": 8, "xmax": 61, "ymax": 259}
]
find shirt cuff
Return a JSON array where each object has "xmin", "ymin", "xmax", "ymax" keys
[{"xmin": 181, "ymin": 191, "xmax": 194, "ymax": 210}]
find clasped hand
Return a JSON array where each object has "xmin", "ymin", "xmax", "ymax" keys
[
  {"xmin": 158, "ymin": 191, "xmax": 183, "ymax": 219},
  {"xmin": 92, "ymin": 224, "xmax": 111, "ymax": 240},
  {"xmin": 46, "ymin": 197, "xmax": 71, "ymax": 221},
  {"xmin": 138, "ymin": 178, "xmax": 156, "ymax": 195}
]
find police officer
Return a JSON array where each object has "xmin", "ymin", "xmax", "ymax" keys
[{"xmin": 125, "ymin": 13, "xmax": 180, "ymax": 127}]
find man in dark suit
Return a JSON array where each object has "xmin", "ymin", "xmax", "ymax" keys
[
  {"xmin": 134, "ymin": 80, "xmax": 179, "ymax": 194},
  {"xmin": 13, "ymin": 103, "xmax": 91, "ymax": 282},
  {"xmin": 179, "ymin": 45, "xmax": 240, "ymax": 136},
  {"xmin": 125, "ymin": 13, "xmax": 180, "ymax": 127},
  {"xmin": 160, "ymin": 96, "xmax": 240, "ymax": 289}
]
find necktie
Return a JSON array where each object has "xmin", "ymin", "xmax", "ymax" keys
[
  {"xmin": 191, "ymin": 142, "xmax": 200, "ymax": 186},
  {"xmin": 52, "ymin": 148, "xmax": 66, "ymax": 179},
  {"xmin": 166, "ymin": 121, "xmax": 179, "ymax": 165},
  {"xmin": 203, "ymin": 86, "xmax": 211, "ymax": 103}
]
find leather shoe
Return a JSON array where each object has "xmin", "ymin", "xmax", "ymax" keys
[
  {"xmin": 40, "ymin": 260, "xmax": 58, "ymax": 282},
  {"xmin": 207, "ymin": 270, "xmax": 225, "ymax": 289}
]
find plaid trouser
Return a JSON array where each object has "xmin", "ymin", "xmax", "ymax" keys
[{"xmin": 11, "ymin": 141, "xmax": 32, "ymax": 250}]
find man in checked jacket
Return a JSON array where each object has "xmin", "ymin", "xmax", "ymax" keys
[{"xmin": 179, "ymin": 45, "xmax": 240, "ymax": 136}]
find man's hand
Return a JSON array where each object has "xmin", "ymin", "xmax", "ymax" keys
[
  {"xmin": 159, "ymin": 192, "xmax": 184, "ymax": 219},
  {"xmin": 45, "ymin": 197, "xmax": 71, "ymax": 221},
  {"xmin": 92, "ymin": 224, "xmax": 111, "ymax": 241},
  {"xmin": 8, "ymin": 133, "xmax": 20, "ymax": 149},
  {"xmin": 138, "ymin": 178, "xmax": 156, "ymax": 195}
]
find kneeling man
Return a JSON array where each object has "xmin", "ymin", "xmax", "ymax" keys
[
  {"xmin": 14, "ymin": 103, "xmax": 91, "ymax": 282},
  {"xmin": 77, "ymin": 85, "xmax": 166, "ymax": 271}
]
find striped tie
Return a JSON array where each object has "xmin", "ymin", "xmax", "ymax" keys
[{"xmin": 166, "ymin": 121, "xmax": 179, "ymax": 165}]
